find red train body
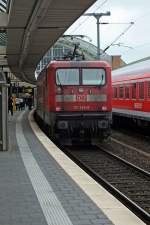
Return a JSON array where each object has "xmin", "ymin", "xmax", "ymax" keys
[
  {"xmin": 36, "ymin": 60, "xmax": 112, "ymax": 144},
  {"xmin": 112, "ymin": 59, "xmax": 150, "ymax": 126}
]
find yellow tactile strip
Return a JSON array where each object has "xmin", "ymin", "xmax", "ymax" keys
[{"xmin": 28, "ymin": 110, "xmax": 146, "ymax": 225}]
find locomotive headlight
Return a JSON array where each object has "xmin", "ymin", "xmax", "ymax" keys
[
  {"xmin": 102, "ymin": 106, "xmax": 107, "ymax": 111},
  {"xmin": 56, "ymin": 106, "xmax": 61, "ymax": 111}
]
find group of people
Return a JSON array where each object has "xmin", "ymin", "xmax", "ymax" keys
[
  {"xmin": 15, "ymin": 98, "xmax": 25, "ymax": 111},
  {"xmin": 8, "ymin": 96, "xmax": 33, "ymax": 116}
]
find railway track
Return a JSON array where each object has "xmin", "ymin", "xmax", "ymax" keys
[
  {"xmin": 111, "ymin": 128, "xmax": 150, "ymax": 156},
  {"xmin": 101, "ymin": 133, "xmax": 150, "ymax": 173},
  {"xmin": 111, "ymin": 137, "xmax": 150, "ymax": 158},
  {"xmin": 61, "ymin": 144, "xmax": 150, "ymax": 224}
]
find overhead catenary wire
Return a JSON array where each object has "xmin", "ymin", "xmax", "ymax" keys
[
  {"xmin": 119, "ymin": 10, "xmax": 150, "ymax": 55},
  {"xmin": 68, "ymin": 0, "xmax": 135, "ymax": 54},
  {"xmin": 69, "ymin": 0, "xmax": 109, "ymax": 34},
  {"xmin": 120, "ymin": 41, "xmax": 150, "ymax": 59},
  {"xmin": 68, "ymin": 0, "xmax": 150, "ymax": 61},
  {"xmin": 102, "ymin": 22, "xmax": 134, "ymax": 53},
  {"xmin": 111, "ymin": 10, "xmax": 150, "ymax": 57}
]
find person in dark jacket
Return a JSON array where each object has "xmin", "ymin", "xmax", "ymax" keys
[
  {"xmin": 27, "ymin": 96, "xmax": 33, "ymax": 110},
  {"xmin": 8, "ymin": 96, "xmax": 13, "ymax": 116}
]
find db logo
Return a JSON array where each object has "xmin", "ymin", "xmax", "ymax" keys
[{"xmin": 76, "ymin": 95, "xmax": 86, "ymax": 101}]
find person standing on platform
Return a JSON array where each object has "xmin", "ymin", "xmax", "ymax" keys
[
  {"xmin": 27, "ymin": 96, "xmax": 33, "ymax": 110},
  {"xmin": 8, "ymin": 96, "xmax": 13, "ymax": 116}
]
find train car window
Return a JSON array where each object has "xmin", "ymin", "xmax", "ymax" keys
[
  {"xmin": 82, "ymin": 68, "xmax": 105, "ymax": 85},
  {"xmin": 119, "ymin": 86, "xmax": 124, "ymax": 98},
  {"xmin": 139, "ymin": 82, "xmax": 144, "ymax": 99},
  {"xmin": 125, "ymin": 86, "xmax": 129, "ymax": 99},
  {"xmin": 147, "ymin": 81, "xmax": 150, "ymax": 99},
  {"xmin": 113, "ymin": 86, "xmax": 117, "ymax": 98},
  {"xmin": 56, "ymin": 69, "xmax": 79, "ymax": 85},
  {"xmin": 132, "ymin": 83, "xmax": 136, "ymax": 99}
]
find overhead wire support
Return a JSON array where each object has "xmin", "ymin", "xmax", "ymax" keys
[
  {"xmin": 84, "ymin": 12, "xmax": 111, "ymax": 60},
  {"xmin": 103, "ymin": 22, "xmax": 134, "ymax": 53},
  {"xmin": 69, "ymin": 0, "xmax": 109, "ymax": 34}
]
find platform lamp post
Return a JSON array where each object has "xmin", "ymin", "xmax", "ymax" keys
[{"xmin": 84, "ymin": 12, "xmax": 111, "ymax": 60}]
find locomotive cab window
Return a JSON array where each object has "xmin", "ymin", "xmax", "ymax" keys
[
  {"xmin": 82, "ymin": 68, "xmax": 105, "ymax": 85},
  {"xmin": 56, "ymin": 69, "xmax": 79, "ymax": 85}
]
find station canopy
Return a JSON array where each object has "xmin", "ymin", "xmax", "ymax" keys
[{"xmin": 0, "ymin": 0, "xmax": 8, "ymax": 46}]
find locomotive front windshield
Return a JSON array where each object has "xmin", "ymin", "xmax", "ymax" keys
[
  {"xmin": 56, "ymin": 68, "xmax": 106, "ymax": 85},
  {"xmin": 56, "ymin": 69, "xmax": 79, "ymax": 85},
  {"xmin": 82, "ymin": 68, "xmax": 105, "ymax": 85}
]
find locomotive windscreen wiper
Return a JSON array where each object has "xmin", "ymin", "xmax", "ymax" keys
[
  {"xmin": 56, "ymin": 73, "xmax": 62, "ymax": 86},
  {"xmin": 99, "ymin": 73, "xmax": 105, "ymax": 85}
]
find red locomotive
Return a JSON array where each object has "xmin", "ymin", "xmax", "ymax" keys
[
  {"xmin": 112, "ymin": 59, "xmax": 150, "ymax": 127},
  {"xmin": 36, "ymin": 60, "xmax": 112, "ymax": 144}
]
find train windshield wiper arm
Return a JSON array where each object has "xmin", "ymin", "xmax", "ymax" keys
[
  {"xmin": 99, "ymin": 74, "xmax": 104, "ymax": 85},
  {"xmin": 56, "ymin": 73, "xmax": 62, "ymax": 86}
]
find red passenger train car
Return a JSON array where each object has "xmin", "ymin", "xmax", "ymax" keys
[
  {"xmin": 36, "ymin": 60, "xmax": 112, "ymax": 144},
  {"xmin": 112, "ymin": 59, "xmax": 150, "ymax": 126}
]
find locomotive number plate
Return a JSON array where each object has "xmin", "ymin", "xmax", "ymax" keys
[{"xmin": 76, "ymin": 95, "xmax": 87, "ymax": 101}]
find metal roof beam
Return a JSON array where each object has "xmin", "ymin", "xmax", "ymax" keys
[
  {"xmin": 0, "ymin": 12, "xmax": 8, "ymax": 28},
  {"xmin": 19, "ymin": 0, "xmax": 53, "ymax": 68}
]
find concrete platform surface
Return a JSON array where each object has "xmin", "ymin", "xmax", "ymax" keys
[{"xmin": 0, "ymin": 110, "xmax": 146, "ymax": 225}]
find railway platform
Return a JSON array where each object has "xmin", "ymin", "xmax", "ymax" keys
[{"xmin": 0, "ymin": 109, "xmax": 146, "ymax": 225}]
